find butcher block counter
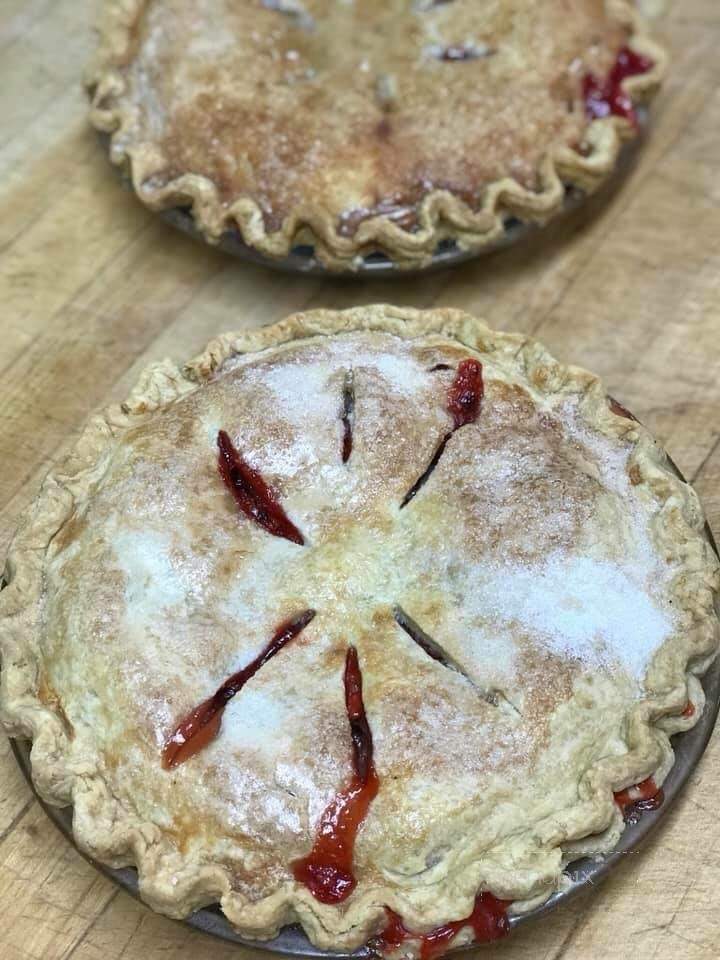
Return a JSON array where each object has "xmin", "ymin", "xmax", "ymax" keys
[{"xmin": 1, "ymin": 1, "xmax": 720, "ymax": 958}]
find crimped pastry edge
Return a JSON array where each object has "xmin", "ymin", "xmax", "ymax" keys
[
  {"xmin": 1, "ymin": 306, "xmax": 718, "ymax": 950},
  {"xmin": 85, "ymin": 1, "xmax": 668, "ymax": 271}
]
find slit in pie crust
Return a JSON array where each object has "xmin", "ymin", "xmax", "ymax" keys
[
  {"xmin": 1, "ymin": 306, "xmax": 717, "ymax": 955},
  {"xmin": 86, "ymin": 1, "xmax": 667, "ymax": 269}
]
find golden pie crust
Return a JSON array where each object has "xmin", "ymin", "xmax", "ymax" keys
[
  {"xmin": 1, "ymin": 307, "xmax": 717, "ymax": 952},
  {"xmin": 86, "ymin": 1, "xmax": 667, "ymax": 269}
]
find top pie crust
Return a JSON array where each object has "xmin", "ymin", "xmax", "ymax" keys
[
  {"xmin": 1, "ymin": 307, "xmax": 718, "ymax": 953},
  {"xmin": 87, "ymin": 1, "xmax": 667, "ymax": 269}
]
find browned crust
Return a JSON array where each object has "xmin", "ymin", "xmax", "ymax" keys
[
  {"xmin": 85, "ymin": 2, "xmax": 667, "ymax": 270},
  {"xmin": 1, "ymin": 307, "xmax": 717, "ymax": 950}
]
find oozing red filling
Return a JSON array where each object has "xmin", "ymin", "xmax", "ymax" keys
[
  {"xmin": 292, "ymin": 647, "xmax": 379, "ymax": 904},
  {"xmin": 447, "ymin": 358, "xmax": 484, "ymax": 428},
  {"xmin": 372, "ymin": 894, "xmax": 510, "ymax": 960},
  {"xmin": 338, "ymin": 199, "xmax": 419, "ymax": 238},
  {"xmin": 217, "ymin": 429, "xmax": 304, "ymax": 545},
  {"xmin": 401, "ymin": 359, "xmax": 484, "ymax": 508},
  {"xmin": 342, "ymin": 417, "xmax": 353, "ymax": 463},
  {"xmin": 341, "ymin": 371, "xmax": 355, "ymax": 463},
  {"xmin": 161, "ymin": 610, "xmax": 315, "ymax": 768},
  {"xmin": 583, "ymin": 46, "xmax": 654, "ymax": 127},
  {"xmin": 613, "ymin": 777, "xmax": 664, "ymax": 818},
  {"xmin": 373, "ymin": 909, "xmax": 410, "ymax": 952},
  {"xmin": 681, "ymin": 702, "xmax": 695, "ymax": 719}
]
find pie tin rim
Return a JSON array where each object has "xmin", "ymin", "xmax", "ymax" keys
[
  {"xmin": 98, "ymin": 109, "xmax": 648, "ymax": 278},
  {"xmin": 8, "ymin": 480, "xmax": 719, "ymax": 957}
]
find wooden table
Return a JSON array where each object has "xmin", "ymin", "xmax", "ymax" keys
[{"xmin": 1, "ymin": 2, "xmax": 720, "ymax": 958}]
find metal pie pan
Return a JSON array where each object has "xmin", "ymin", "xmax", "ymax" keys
[
  {"xmin": 8, "ymin": 510, "xmax": 719, "ymax": 957},
  {"xmin": 100, "ymin": 111, "xmax": 647, "ymax": 278},
  {"xmin": 10, "ymin": 646, "xmax": 720, "ymax": 956}
]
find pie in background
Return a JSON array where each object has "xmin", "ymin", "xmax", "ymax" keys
[{"xmin": 86, "ymin": 1, "xmax": 667, "ymax": 269}]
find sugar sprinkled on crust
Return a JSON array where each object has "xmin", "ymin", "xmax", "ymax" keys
[
  {"xmin": 2, "ymin": 310, "xmax": 716, "ymax": 952},
  {"xmin": 464, "ymin": 552, "xmax": 673, "ymax": 682},
  {"xmin": 87, "ymin": 1, "xmax": 667, "ymax": 268}
]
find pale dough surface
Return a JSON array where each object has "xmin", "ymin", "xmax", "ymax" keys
[{"xmin": 1, "ymin": 308, "xmax": 717, "ymax": 951}]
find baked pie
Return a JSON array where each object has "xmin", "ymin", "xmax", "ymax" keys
[
  {"xmin": 1, "ymin": 306, "xmax": 717, "ymax": 956},
  {"xmin": 86, "ymin": 1, "xmax": 667, "ymax": 269}
]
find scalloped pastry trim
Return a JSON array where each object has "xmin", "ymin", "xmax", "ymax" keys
[
  {"xmin": 1, "ymin": 306, "xmax": 718, "ymax": 950},
  {"xmin": 85, "ymin": 3, "xmax": 668, "ymax": 269}
]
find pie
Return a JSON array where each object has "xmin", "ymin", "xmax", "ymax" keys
[
  {"xmin": 1, "ymin": 306, "xmax": 717, "ymax": 956},
  {"xmin": 86, "ymin": 1, "xmax": 667, "ymax": 270}
]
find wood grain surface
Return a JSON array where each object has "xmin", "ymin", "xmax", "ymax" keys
[{"xmin": 1, "ymin": 2, "xmax": 719, "ymax": 958}]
